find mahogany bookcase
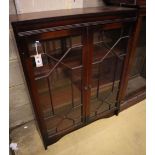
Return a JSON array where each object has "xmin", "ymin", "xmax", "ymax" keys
[{"xmin": 10, "ymin": 6, "xmax": 141, "ymax": 149}]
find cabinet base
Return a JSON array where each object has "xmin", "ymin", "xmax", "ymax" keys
[
  {"xmin": 120, "ymin": 90, "xmax": 146, "ymax": 111},
  {"xmin": 45, "ymin": 91, "xmax": 145, "ymax": 149}
]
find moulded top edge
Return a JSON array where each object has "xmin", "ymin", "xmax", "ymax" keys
[{"xmin": 10, "ymin": 6, "xmax": 137, "ymax": 24}]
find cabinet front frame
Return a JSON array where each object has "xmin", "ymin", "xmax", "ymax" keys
[{"xmin": 12, "ymin": 14, "xmax": 137, "ymax": 148}]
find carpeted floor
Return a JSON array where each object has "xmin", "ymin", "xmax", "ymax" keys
[{"xmin": 10, "ymin": 100, "xmax": 146, "ymax": 155}]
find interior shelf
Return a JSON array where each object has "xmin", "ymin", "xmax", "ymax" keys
[
  {"xmin": 33, "ymin": 47, "xmax": 82, "ymax": 80},
  {"xmin": 93, "ymin": 43, "xmax": 126, "ymax": 63},
  {"xmin": 33, "ymin": 44, "xmax": 125, "ymax": 80},
  {"xmin": 90, "ymin": 84, "xmax": 118, "ymax": 118},
  {"xmin": 126, "ymin": 75, "xmax": 146, "ymax": 99},
  {"xmin": 45, "ymin": 104, "xmax": 82, "ymax": 136}
]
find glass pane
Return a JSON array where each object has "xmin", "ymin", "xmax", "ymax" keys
[
  {"xmin": 90, "ymin": 25, "xmax": 131, "ymax": 118},
  {"xmin": 125, "ymin": 17, "xmax": 146, "ymax": 99},
  {"xmin": 28, "ymin": 35, "xmax": 83, "ymax": 136}
]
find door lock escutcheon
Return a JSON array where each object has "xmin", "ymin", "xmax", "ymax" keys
[{"xmin": 84, "ymin": 85, "xmax": 92, "ymax": 91}]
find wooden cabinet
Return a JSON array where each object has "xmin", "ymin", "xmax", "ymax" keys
[{"xmin": 11, "ymin": 6, "xmax": 137, "ymax": 149}]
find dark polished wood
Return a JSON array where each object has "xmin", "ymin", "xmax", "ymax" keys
[
  {"xmin": 10, "ymin": 6, "xmax": 137, "ymax": 22},
  {"xmin": 104, "ymin": 0, "xmax": 146, "ymax": 6},
  {"xmin": 11, "ymin": 6, "xmax": 136, "ymax": 34},
  {"xmin": 11, "ymin": 6, "xmax": 140, "ymax": 149}
]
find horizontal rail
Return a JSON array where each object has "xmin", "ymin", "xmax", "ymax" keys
[{"xmin": 18, "ymin": 17, "xmax": 136, "ymax": 37}]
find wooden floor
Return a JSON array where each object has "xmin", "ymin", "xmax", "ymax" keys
[{"xmin": 10, "ymin": 100, "xmax": 146, "ymax": 155}]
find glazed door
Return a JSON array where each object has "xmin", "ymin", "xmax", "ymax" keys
[
  {"xmin": 23, "ymin": 28, "xmax": 86, "ymax": 138},
  {"xmin": 125, "ymin": 17, "xmax": 146, "ymax": 100},
  {"xmin": 88, "ymin": 23, "xmax": 134, "ymax": 121}
]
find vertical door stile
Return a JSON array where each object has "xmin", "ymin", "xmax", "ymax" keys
[
  {"xmin": 82, "ymin": 27, "xmax": 94, "ymax": 122},
  {"xmin": 24, "ymin": 58, "xmax": 49, "ymax": 149},
  {"xmin": 16, "ymin": 36, "xmax": 49, "ymax": 149},
  {"xmin": 81, "ymin": 28, "xmax": 87, "ymax": 122}
]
